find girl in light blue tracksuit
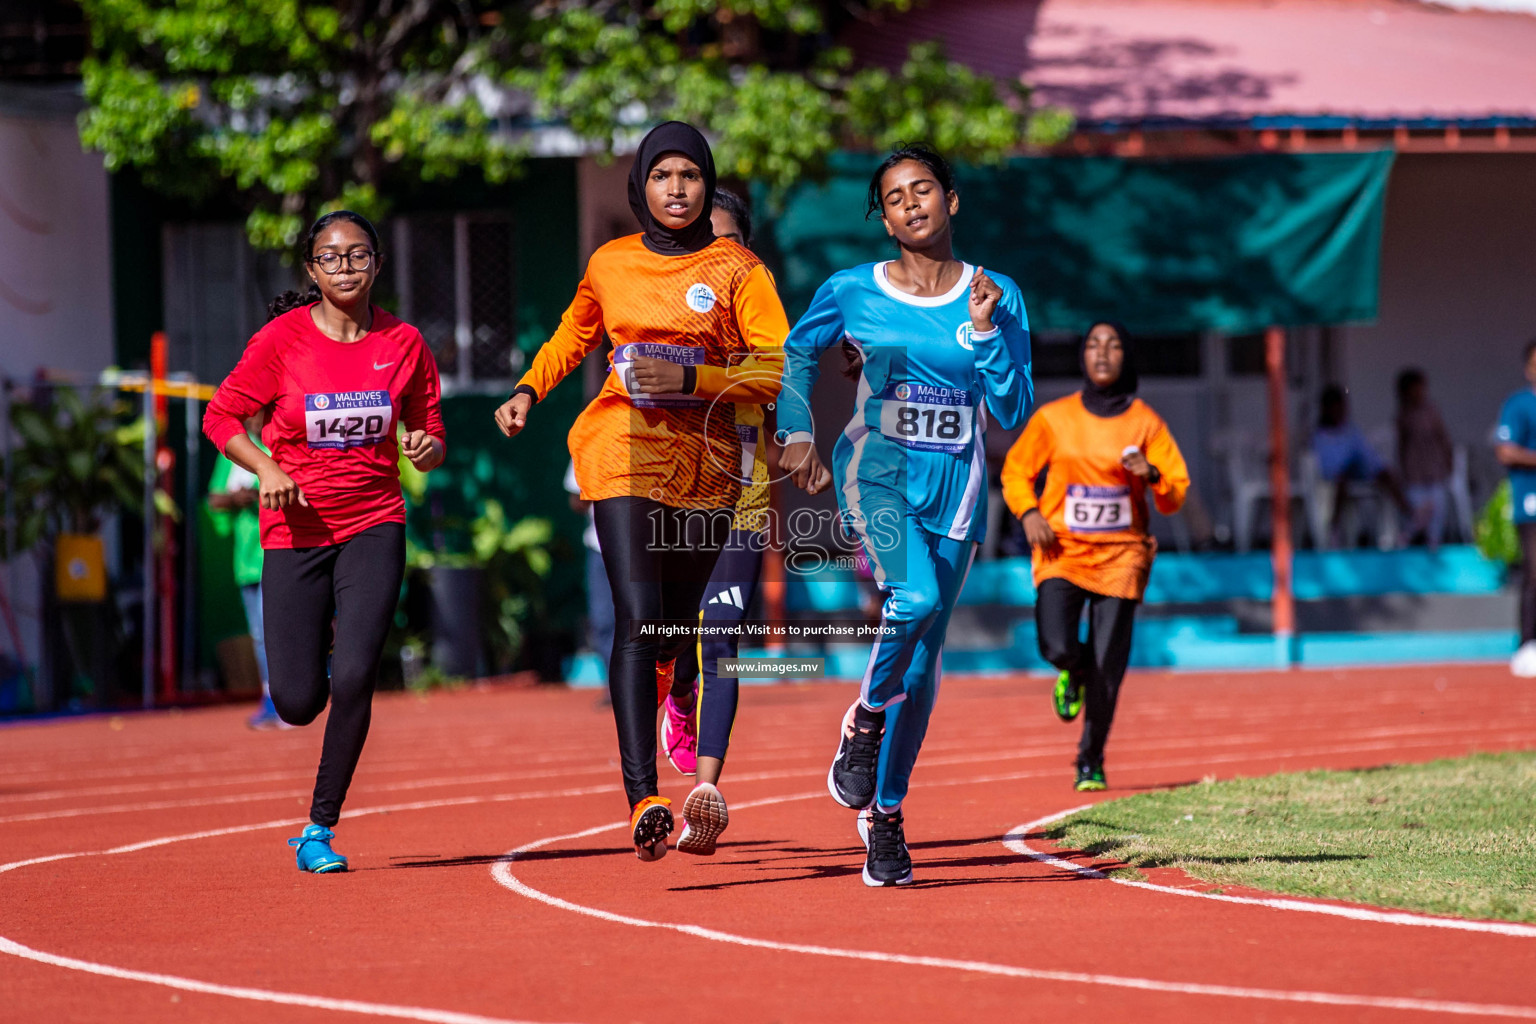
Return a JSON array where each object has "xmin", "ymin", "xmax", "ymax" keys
[{"xmin": 780, "ymin": 144, "xmax": 1032, "ymax": 886}]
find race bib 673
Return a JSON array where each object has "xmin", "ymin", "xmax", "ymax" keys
[
  {"xmin": 1064, "ymin": 484, "xmax": 1132, "ymax": 533},
  {"xmin": 305, "ymin": 391, "xmax": 393, "ymax": 449}
]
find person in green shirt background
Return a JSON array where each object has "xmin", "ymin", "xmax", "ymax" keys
[{"xmin": 207, "ymin": 412, "xmax": 284, "ymax": 728}]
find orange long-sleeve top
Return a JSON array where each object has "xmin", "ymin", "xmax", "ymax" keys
[
  {"xmin": 518, "ymin": 234, "xmax": 788, "ymax": 509},
  {"xmin": 1000, "ymin": 393, "xmax": 1189, "ymax": 601}
]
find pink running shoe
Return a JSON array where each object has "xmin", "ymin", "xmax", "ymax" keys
[{"xmin": 661, "ymin": 692, "xmax": 698, "ymax": 776}]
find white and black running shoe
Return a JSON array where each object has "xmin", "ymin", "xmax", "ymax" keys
[
  {"xmin": 828, "ymin": 702, "xmax": 883, "ymax": 810},
  {"xmin": 862, "ymin": 808, "xmax": 913, "ymax": 887}
]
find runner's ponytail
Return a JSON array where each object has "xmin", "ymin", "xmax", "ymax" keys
[{"xmin": 267, "ymin": 284, "xmax": 321, "ymax": 320}]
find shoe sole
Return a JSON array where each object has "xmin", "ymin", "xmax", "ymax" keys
[
  {"xmin": 308, "ymin": 860, "xmax": 347, "ymax": 873},
  {"xmin": 632, "ymin": 804, "xmax": 674, "ymax": 861},
  {"xmin": 862, "ymin": 862, "xmax": 913, "ymax": 887},
  {"xmin": 1075, "ymin": 780, "xmax": 1107, "ymax": 792},
  {"xmin": 1053, "ymin": 679, "xmax": 1082, "ymax": 723},
  {"xmin": 677, "ymin": 784, "xmax": 728, "ymax": 856}
]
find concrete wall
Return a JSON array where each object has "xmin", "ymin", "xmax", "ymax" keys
[
  {"xmin": 0, "ymin": 91, "xmax": 114, "ymax": 382},
  {"xmin": 0, "ymin": 87, "xmax": 115, "ymax": 681},
  {"xmin": 1339, "ymin": 152, "xmax": 1536, "ymax": 496}
]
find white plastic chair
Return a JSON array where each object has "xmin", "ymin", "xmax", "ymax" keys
[
  {"xmin": 1222, "ymin": 431, "xmax": 1311, "ymax": 552},
  {"xmin": 1448, "ymin": 444, "xmax": 1475, "ymax": 542},
  {"xmin": 1301, "ymin": 448, "xmax": 1399, "ymax": 550}
]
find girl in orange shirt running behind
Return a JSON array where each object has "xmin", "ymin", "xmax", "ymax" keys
[
  {"xmin": 493, "ymin": 122, "xmax": 787, "ymax": 861},
  {"xmin": 1001, "ymin": 321, "xmax": 1189, "ymax": 792}
]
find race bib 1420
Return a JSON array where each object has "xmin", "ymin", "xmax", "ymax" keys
[{"xmin": 305, "ymin": 391, "xmax": 393, "ymax": 450}]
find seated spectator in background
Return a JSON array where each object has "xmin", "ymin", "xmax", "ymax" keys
[
  {"xmin": 1314, "ymin": 385, "xmax": 1410, "ymax": 547},
  {"xmin": 1395, "ymin": 368, "xmax": 1454, "ymax": 551}
]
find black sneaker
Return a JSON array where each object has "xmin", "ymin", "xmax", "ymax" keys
[
  {"xmin": 862, "ymin": 809, "xmax": 913, "ymax": 887},
  {"xmin": 1074, "ymin": 763, "xmax": 1107, "ymax": 792},
  {"xmin": 828, "ymin": 702, "xmax": 883, "ymax": 809}
]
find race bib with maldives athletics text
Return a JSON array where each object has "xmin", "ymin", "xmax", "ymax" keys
[{"xmin": 304, "ymin": 391, "xmax": 394, "ymax": 450}]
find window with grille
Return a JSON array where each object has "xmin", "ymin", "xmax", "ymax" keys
[{"xmin": 393, "ymin": 213, "xmax": 520, "ymax": 389}]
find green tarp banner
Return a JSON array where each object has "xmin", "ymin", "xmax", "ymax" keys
[{"xmin": 757, "ymin": 150, "xmax": 1395, "ymax": 334}]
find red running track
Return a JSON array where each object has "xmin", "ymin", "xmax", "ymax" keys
[{"xmin": 1, "ymin": 665, "xmax": 1534, "ymax": 1023}]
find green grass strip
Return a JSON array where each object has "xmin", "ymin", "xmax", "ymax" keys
[{"xmin": 1045, "ymin": 751, "xmax": 1536, "ymax": 923}]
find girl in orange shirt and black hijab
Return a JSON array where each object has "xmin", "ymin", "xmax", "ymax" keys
[
  {"xmin": 1000, "ymin": 321, "xmax": 1189, "ymax": 792},
  {"xmin": 494, "ymin": 122, "xmax": 787, "ymax": 860}
]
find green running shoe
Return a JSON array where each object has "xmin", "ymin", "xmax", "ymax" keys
[
  {"xmin": 1052, "ymin": 670, "xmax": 1082, "ymax": 722},
  {"xmin": 1074, "ymin": 763, "xmax": 1107, "ymax": 792}
]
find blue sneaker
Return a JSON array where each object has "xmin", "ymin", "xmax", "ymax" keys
[
  {"xmin": 288, "ymin": 824, "xmax": 348, "ymax": 873},
  {"xmin": 247, "ymin": 695, "xmax": 282, "ymax": 730}
]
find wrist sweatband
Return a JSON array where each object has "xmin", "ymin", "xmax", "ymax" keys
[
  {"xmin": 682, "ymin": 365, "xmax": 697, "ymax": 395},
  {"xmin": 510, "ymin": 384, "xmax": 538, "ymax": 404}
]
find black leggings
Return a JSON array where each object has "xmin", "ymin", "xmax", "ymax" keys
[
  {"xmin": 671, "ymin": 529, "xmax": 766, "ymax": 762},
  {"xmin": 1520, "ymin": 523, "xmax": 1536, "ymax": 644},
  {"xmin": 1035, "ymin": 577, "xmax": 1138, "ymax": 769},
  {"xmin": 262, "ymin": 522, "xmax": 405, "ymax": 827},
  {"xmin": 593, "ymin": 498, "xmax": 731, "ymax": 807}
]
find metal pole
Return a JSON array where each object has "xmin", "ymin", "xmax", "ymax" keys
[
  {"xmin": 2, "ymin": 377, "xmax": 15, "ymax": 639},
  {"xmin": 182, "ymin": 395, "xmax": 199, "ymax": 691},
  {"xmin": 453, "ymin": 214, "xmax": 472, "ymax": 388},
  {"xmin": 142, "ymin": 383, "xmax": 156, "ymax": 709},
  {"xmin": 1266, "ymin": 325, "xmax": 1296, "ymax": 666}
]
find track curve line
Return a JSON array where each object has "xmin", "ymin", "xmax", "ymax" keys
[
  {"xmin": 491, "ymin": 794, "xmax": 1536, "ymax": 1021},
  {"xmin": 0, "ymin": 794, "xmax": 614, "ymax": 1024},
  {"xmin": 1003, "ymin": 807, "xmax": 1536, "ymax": 939}
]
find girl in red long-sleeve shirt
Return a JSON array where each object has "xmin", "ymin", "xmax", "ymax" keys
[{"xmin": 204, "ymin": 210, "xmax": 446, "ymax": 873}]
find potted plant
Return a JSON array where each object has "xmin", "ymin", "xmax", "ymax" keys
[
  {"xmin": 398, "ymin": 455, "xmax": 555, "ymax": 680},
  {"xmin": 3, "ymin": 384, "xmax": 167, "ymax": 706}
]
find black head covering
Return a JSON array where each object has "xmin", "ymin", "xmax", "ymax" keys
[
  {"xmin": 627, "ymin": 121, "xmax": 717, "ymax": 256},
  {"xmin": 1080, "ymin": 320, "xmax": 1139, "ymax": 418}
]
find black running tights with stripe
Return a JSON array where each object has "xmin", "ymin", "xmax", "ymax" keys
[
  {"xmin": 1034, "ymin": 577, "xmax": 1138, "ymax": 769},
  {"xmin": 593, "ymin": 498, "xmax": 731, "ymax": 808},
  {"xmin": 262, "ymin": 522, "xmax": 405, "ymax": 828},
  {"xmin": 670, "ymin": 529, "xmax": 765, "ymax": 762}
]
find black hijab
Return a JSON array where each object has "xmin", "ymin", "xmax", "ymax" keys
[
  {"xmin": 1080, "ymin": 320, "xmax": 1139, "ymax": 418},
  {"xmin": 627, "ymin": 121, "xmax": 717, "ymax": 256}
]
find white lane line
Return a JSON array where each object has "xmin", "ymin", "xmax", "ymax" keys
[
  {"xmin": 4, "ymin": 765, "xmax": 1534, "ymax": 1021},
  {"xmin": 0, "ymin": 936, "xmax": 574, "ymax": 1024},
  {"xmin": 490, "ymin": 798, "xmax": 1536, "ymax": 1020},
  {"xmin": 1002, "ymin": 807, "xmax": 1536, "ymax": 939},
  {"xmin": 14, "ymin": 720, "xmax": 1531, "ymax": 825},
  {"xmin": 0, "ymin": 793, "xmax": 614, "ymax": 1024},
  {"xmin": 0, "ymin": 772, "xmax": 625, "ymax": 825}
]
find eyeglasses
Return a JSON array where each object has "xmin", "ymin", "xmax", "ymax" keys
[{"xmin": 309, "ymin": 250, "xmax": 375, "ymax": 273}]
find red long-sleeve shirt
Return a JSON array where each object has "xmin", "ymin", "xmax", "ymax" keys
[{"xmin": 203, "ymin": 305, "xmax": 445, "ymax": 549}]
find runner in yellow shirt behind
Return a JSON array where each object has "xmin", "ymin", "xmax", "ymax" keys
[{"xmin": 1001, "ymin": 320, "xmax": 1189, "ymax": 792}]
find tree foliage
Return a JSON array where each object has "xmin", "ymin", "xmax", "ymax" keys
[{"xmin": 79, "ymin": 0, "xmax": 1071, "ymax": 250}]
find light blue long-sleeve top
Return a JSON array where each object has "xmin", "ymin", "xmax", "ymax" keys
[{"xmin": 778, "ymin": 261, "xmax": 1033, "ymax": 543}]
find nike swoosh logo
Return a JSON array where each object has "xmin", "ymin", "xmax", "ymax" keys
[{"xmin": 373, "ymin": 360, "xmax": 394, "ymax": 370}]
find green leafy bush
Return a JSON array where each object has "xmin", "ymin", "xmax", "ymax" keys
[{"xmin": 1475, "ymin": 480, "xmax": 1519, "ymax": 566}]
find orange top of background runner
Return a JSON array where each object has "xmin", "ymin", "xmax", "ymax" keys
[
  {"xmin": 1000, "ymin": 393, "xmax": 1189, "ymax": 601},
  {"xmin": 518, "ymin": 234, "xmax": 787, "ymax": 509}
]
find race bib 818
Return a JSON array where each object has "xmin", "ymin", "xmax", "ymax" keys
[
  {"xmin": 878, "ymin": 382, "xmax": 974, "ymax": 454},
  {"xmin": 305, "ymin": 391, "xmax": 393, "ymax": 449}
]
